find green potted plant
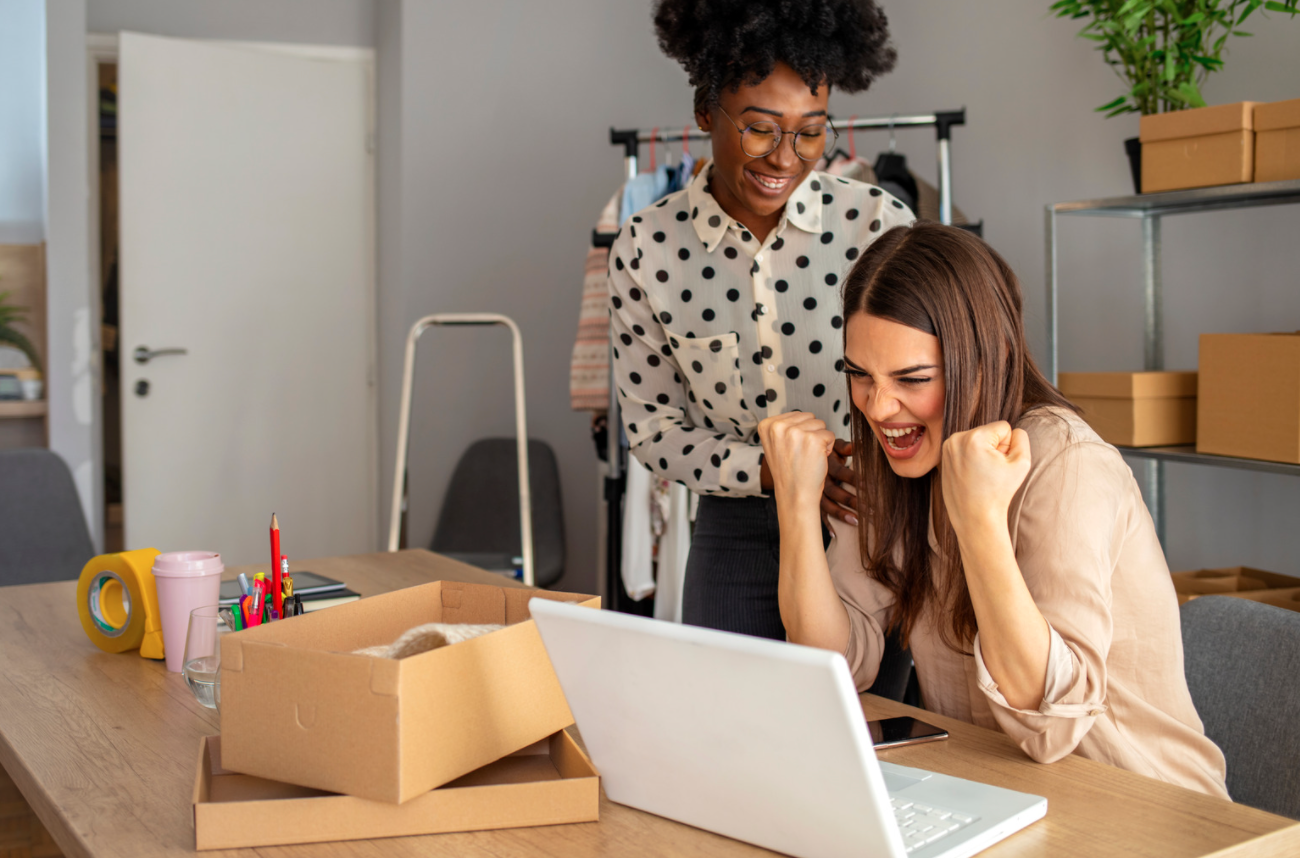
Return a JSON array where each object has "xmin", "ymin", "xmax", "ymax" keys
[
  {"xmin": 0, "ymin": 290, "xmax": 43, "ymax": 374},
  {"xmin": 1051, "ymin": 0, "xmax": 1299, "ymax": 191}
]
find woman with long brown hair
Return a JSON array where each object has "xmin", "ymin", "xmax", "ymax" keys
[{"xmin": 758, "ymin": 222, "xmax": 1229, "ymax": 797}]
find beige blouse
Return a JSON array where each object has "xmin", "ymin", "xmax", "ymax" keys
[{"xmin": 827, "ymin": 407, "xmax": 1230, "ymax": 799}]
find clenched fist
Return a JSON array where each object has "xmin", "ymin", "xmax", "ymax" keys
[
  {"xmin": 758, "ymin": 412, "xmax": 838, "ymax": 510},
  {"xmin": 940, "ymin": 421, "xmax": 1031, "ymax": 537}
]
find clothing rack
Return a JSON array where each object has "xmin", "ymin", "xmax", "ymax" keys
[{"xmin": 598, "ymin": 109, "xmax": 967, "ymax": 614}]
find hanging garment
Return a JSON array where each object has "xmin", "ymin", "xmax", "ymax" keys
[
  {"xmin": 569, "ymin": 191, "xmax": 621, "ymax": 411},
  {"xmin": 822, "ymin": 155, "xmax": 969, "ymax": 226},
  {"xmin": 653, "ymin": 481, "xmax": 691, "ymax": 622},
  {"xmin": 620, "ymin": 459, "xmax": 657, "ymax": 601},
  {"xmin": 573, "ymin": 162, "xmax": 695, "ymax": 608}
]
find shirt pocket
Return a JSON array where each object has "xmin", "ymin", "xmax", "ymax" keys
[{"xmin": 665, "ymin": 327, "xmax": 755, "ymax": 437}]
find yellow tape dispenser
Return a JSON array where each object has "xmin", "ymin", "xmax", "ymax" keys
[{"xmin": 77, "ymin": 548, "xmax": 166, "ymax": 659}]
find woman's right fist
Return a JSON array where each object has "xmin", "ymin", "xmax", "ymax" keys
[{"xmin": 758, "ymin": 412, "xmax": 837, "ymax": 507}]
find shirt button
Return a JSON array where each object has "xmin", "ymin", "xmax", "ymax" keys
[
  {"xmin": 755, "ymin": 254, "xmax": 763, "ymax": 262},
  {"xmin": 1088, "ymin": 709, "xmax": 1103, "ymax": 716},
  {"xmin": 757, "ymin": 304, "xmax": 768, "ymax": 315},
  {"xmin": 767, "ymin": 365, "xmax": 776, "ymax": 373}
]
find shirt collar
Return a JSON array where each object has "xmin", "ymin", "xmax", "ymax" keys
[{"xmin": 687, "ymin": 162, "xmax": 825, "ymax": 252}]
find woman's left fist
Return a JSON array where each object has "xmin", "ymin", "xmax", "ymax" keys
[{"xmin": 941, "ymin": 421, "xmax": 1032, "ymax": 536}]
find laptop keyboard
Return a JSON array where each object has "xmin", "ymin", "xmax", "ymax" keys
[{"xmin": 890, "ymin": 797, "xmax": 976, "ymax": 853}]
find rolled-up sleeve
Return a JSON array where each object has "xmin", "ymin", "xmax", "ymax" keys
[
  {"xmin": 607, "ymin": 227, "xmax": 763, "ymax": 496},
  {"xmin": 824, "ymin": 515, "xmax": 894, "ymax": 692},
  {"xmin": 974, "ymin": 440, "xmax": 1123, "ymax": 763}
]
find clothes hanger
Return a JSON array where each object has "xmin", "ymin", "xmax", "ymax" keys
[{"xmin": 873, "ymin": 115, "xmax": 918, "ymax": 204}]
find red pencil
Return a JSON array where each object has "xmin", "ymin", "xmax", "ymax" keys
[{"xmin": 271, "ymin": 513, "xmax": 283, "ymax": 617}]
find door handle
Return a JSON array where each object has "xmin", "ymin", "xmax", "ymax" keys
[{"xmin": 133, "ymin": 346, "xmax": 188, "ymax": 365}]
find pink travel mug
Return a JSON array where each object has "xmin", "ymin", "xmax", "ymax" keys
[{"xmin": 152, "ymin": 551, "xmax": 224, "ymax": 672}]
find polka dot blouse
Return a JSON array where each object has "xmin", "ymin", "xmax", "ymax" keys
[{"xmin": 608, "ymin": 161, "xmax": 916, "ymax": 497}]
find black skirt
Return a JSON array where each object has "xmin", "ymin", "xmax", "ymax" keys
[{"xmin": 681, "ymin": 494, "xmax": 786, "ymax": 640}]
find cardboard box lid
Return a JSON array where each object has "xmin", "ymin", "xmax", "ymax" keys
[
  {"xmin": 1256, "ymin": 98, "xmax": 1300, "ymax": 133},
  {"xmin": 1058, "ymin": 371, "xmax": 1197, "ymax": 400},
  {"xmin": 1140, "ymin": 102, "xmax": 1257, "ymax": 143},
  {"xmin": 194, "ymin": 732, "xmax": 600, "ymax": 850}
]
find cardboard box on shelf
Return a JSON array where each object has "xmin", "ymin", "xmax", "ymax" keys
[
  {"xmin": 194, "ymin": 731, "xmax": 599, "ymax": 850},
  {"xmin": 1170, "ymin": 567, "xmax": 1300, "ymax": 606},
  {"xmin": 1057, "ymin": 371, "xmax": 1197, "ymax": 447},
  {"xmin": 1198, "ymin": 332, "xmax": 1300, "ymax": 464},
  {"xmin": 220, "ymin": 580, "xmax": 599, "ymax": 804},
  {"xmin": 1255, "ymin": 97, "xmax": 1300, "ymax": 183},
  {"xmin": 1140, "ymin": 102, "xmax": 1256, "ymax": 193}
]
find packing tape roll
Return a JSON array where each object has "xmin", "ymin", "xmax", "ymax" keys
[{"xmin": 77, "ymin": 548, "xmax": 165, "ymax": 659}]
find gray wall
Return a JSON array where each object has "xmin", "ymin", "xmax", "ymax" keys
[
  {"xmin": 0, "ymin": 0, "xmax": 45, "ymax": 243},
  {"xmin": 45, "ymin": 0, "xmax": 100, "ymax": 545},
  {"xmin": 86, "ymin": 0, "xmax": 375, "ymax": 45},
  {"xmin": 382, "ymin": 0, "xmax": 690, "ymax": 594},
  {"xmin": 831, "ymin": 4, "xmax": 1300, "ymax": 575}
]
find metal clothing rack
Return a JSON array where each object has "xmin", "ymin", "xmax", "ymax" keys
[{"xmin": 599, "ymin": 109, "xmax": 968, "ymax": 613}]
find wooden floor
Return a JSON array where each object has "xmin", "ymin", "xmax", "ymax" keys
[{"xmin": 0, "ymin": 765, "xmax": 60, "ymax": 858}]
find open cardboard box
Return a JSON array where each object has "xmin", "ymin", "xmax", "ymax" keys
[
  {"xmin": 1170, "ymin": 567, "xmax": 1300, "ymax": 606},
  {"xmin": 1229, "ymin": 587, "xmax": 1300, "ymax": 614},
  {"xmin": 1058, "ymin": 371, "xmax": 1197, "ymax": 447},
  {"xmin": 220, "ymin": 580, "xmax": 598, "ymax": 803},
  {"xmin": 194, "ymin": 732, "xmax": 599, "ymax": 850}
]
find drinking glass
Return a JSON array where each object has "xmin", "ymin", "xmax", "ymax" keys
[{"xmin": 183, "ymin": 605, "xmax": 225, "ymax": 709}]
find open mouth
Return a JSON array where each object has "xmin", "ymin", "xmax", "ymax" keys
[
  {"xmin": 745, "ymin": 168, "xmax": 795, "ymax": 196},
  {"xmin": 878, "ymin": 425, "xmax": 926, "ymax": 459}
]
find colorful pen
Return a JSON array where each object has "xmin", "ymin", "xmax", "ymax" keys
[
  {"xmin": 250, "ymin": 579, "xmax": 264, "ymax": 627},
  {"xmin": 271, "ymin": 513, "xmax": 283, "ymax": 619},
  {"xmin": 237, "ymin": 572, "xmax": 251, "ymax": 596}
]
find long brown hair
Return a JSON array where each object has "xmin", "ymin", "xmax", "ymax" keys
[{"xmin": 842, "ymin": 223, "xmax": 1076, "ymax": 653}]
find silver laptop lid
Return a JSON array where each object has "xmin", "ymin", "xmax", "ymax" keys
[{"xmin": 530, "ymin": 598, "xmax": 907, "ymax": 858}]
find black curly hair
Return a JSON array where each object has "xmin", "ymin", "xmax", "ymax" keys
[{"xmin": 653, "ymin": 0, "xmax": 897, "ymax": 114}]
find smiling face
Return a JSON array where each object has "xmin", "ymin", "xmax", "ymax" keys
[
  {"xmin": 698, "ymin": 62, "xmax": 829, "ymax": 236},
  {"xmin": 844, "ymin": 312, "xmax": 946, "ymax": 479}
]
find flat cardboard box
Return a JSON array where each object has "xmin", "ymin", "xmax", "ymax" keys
[
  {"xmin": 1057, "ymin": 371, "xmax": 1197, "ymax": 447},
  {"xmin": 221, "ymin": 580, "xmax": 599, "ymax": 803},
  {"xmin": 1170, "ymin": 567, "xmax": 1300, "ymax": 606},
  {"xmin": 1140, "ymin": 102, "xmax": 1256, "ymax": 192},
  {"xmin": 1255, "ymin": 97, "xmax": 1300, "ymax": 183},
  {"xmin": 1198, "ymin": 333, "xmax": 1300, "ymax": 463},
  {"xmin": 194, "ymin": 732, "xmax": 599, "ymax": 850}
]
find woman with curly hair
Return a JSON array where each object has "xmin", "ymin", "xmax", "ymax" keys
[
  {"xmin": 607, "ymin": 0, "xmax": 911, "ymax": 638},
  {"xmin": 759, "ymin": 223, "xmax": 1228, "ymax": 796}
]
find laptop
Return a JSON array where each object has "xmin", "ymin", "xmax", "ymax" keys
[{"xmin": 529, "ymin": 598, "xmax": 1045, "ymax": 858}]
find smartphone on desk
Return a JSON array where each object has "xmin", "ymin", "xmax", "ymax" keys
[{"xmin": 868, "ymin": 717, "xmax": 948, "ymax": 749}]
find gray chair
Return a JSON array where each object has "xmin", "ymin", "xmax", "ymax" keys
[
  {"xmin": 1181, "ymin": 595, "xmax": 1300, "ymax": 819},
  {"xmin": 431, "ymin": 438, "xmax": 565, "ymax": 588},
  {"xmin": 0, "ymin": 448, "xmax": 95, "ymax": 586}
]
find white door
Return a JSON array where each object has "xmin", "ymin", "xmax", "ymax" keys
[{"xmin": 119, "ymin": 32, "xmax": 376, "ymax": 566}]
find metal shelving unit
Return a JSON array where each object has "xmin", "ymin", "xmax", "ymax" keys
[{"xmin": 1045, "ymin": 178, "xmax": 1300, "ymax": 543}]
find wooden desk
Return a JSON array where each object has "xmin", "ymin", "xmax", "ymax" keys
[{"xmin": 1, "ymin": 550, "xmax": 1296, "ymax": 858}]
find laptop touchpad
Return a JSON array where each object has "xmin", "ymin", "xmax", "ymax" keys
[{"xmin": 879, "ymin": 765, "xmax": 929, "ymax": 794}]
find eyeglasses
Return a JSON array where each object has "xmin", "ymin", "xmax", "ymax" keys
[{"xmin": 716, "ymin": 106, "xmax": 838, "ymax": 162}]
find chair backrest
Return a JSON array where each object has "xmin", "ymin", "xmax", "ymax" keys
[
  {"xmin": 0, "ymin": 448, "xmax": 95, "ymax": 586},
  {"xmin": 1181, "ymin": 595, "xmax": 1300, "ymax": 819},
  {"xmin": 431, "ymin": 438, "xmax": 565, "ymax": 588}
]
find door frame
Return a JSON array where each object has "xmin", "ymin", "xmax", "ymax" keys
[{"xmin": 85, "ymin": 32, "xmax": 381, "ymax": 549}]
